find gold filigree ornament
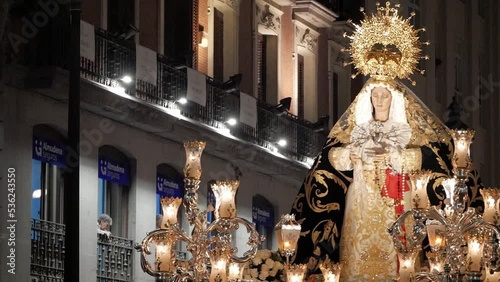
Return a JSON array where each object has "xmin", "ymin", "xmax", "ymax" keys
[{"xmin": 343, "ymin": 1, "xmax": 430, "ymax": 85}]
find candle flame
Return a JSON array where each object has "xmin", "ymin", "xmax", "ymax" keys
[
  {"xmin": 215, "ymin": 259, "xmax": 226, "ymax": 270},
  {"xmin": 290, "ymin": 274, "xmax": 303, "ymax": 282},
  {"xmin": 470, "ymin": 240, "xmax": 481, "ymax": 253},
  {"xmin": 403, "ymin": 259, "xmax": 413, "ymax": 268},
  {"xmin": 327, "ymin": 273, "xmax": 337, "ymax": 282},
  {"xmin": 228, "ymin": 263, "xmax": 240, "ymax": 278},
  {"xmin": 435, "ymin": 237, "xmax": 442, "ymax": 246},
  {"xmin": 166, "ymin": 205, "xmax": 177, "ymax": 216}
]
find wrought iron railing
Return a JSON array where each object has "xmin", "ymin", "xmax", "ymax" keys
[
  {"xmin": 97, "ymin": 234, "xmax": 134, "ymax": 282},
  {"xmin": 44, "ymin": 26, "xmax": 326, "ymax": 161},
  {"xmin": 30, "ymin": 219, "xmax": 65, "ymax": 282}
]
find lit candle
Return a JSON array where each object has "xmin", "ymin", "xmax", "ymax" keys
[
  {"xmin": 160, "ymin": 197, "xmax": 182, "ymax": 227},
  {"xmin": 183, "ymin": 141, "xmax": 206, "ymax": 180},
  {"xmin": 155, "ymin": 240, "xmax": 174, "ymax": 272},
  {"xmin": 209, "ymin": 250, "xmax": 228, "ymax": 282},
  {"xmin": 281, "ymin": 224, "xmax": 301, "ymax": 254},
  {"xmin": 319, "ymin": 262, "xmax": 341, "ymax": 282},
  {"xmin": 285, "ymin": 264, "xmax": 307, "ymax": 282},
  {"xmin": 426, "ymin": 221, "xmax": 446, "ymax": 251},
  {"xmin": 451, "ymin": 129, "xmax": 475, "ymax": 171},
  {"xmin": 409, "ymin": 170, "xmax": 431, "ymax": 209},
  {"xmin": 211, "ymin": 180, "xmax": 239, "ymax": 219},
  {"xmin": 480, "ymin": 188, "xmax": 500, "ymax": 224},
  {"xmin": 275, "ymin": 214, "xmax": 302, "ymax": 257},
  {"xmin": 397, "ymin": 249, "xmax": 418, "ymax": 282},
  {"xmin": 228, "ymin": 262, "xmax": 245, "ymax": 281},
  {"xmin": 466, "ymin": 235, "xmax": 484, "ymax": 272},
  {"xmin": 426, "ymin": 251, "xmax": 445, "ymax": 273}
]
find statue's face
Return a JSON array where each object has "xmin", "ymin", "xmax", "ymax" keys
[{"xmin": 371, "ymin": 87, "xmax": 392, "ymax": 114}]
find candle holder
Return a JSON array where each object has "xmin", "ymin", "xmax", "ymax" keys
[
  {"xmin": 480, "ymin": 188, "xmax": 500, "ymax": 225},
  {"xmin": 208, "ymin": 249, "xmax": 230, "ymax": 282},
  {"xmin": 426, "ymin": 251, "xmax": 445, "ymax": 273},
  {"xmin": 211, "ymin": 180, "xmax": 239, "ymax": 219},
  {"xmin": 284, "ymin": 264, "xmax": 307, "ymax": 282},
  {"xmin": 319, "ymin": 261, "xmax": 341, "ymax": 282},
  {"xmin": 450, "ymin": 129, "xmax": 475, "ymax": 174},
  {"xmin": 396, "ymin": 248, "xmax": 418, "ymax": 282},
  {"xmin": 275, "ymin": 214, "xmax": 301, "ymax": 264},
  {"xmin": 135, "ymin": 141, "xmax": 264, "ymax": 282},
  {"xmin": 408, "ymin": 170, "xmax": 431, "ymax": 209},
  {"xmin": 160, "ymin": 197, "xmax": 182, "ymax": 227},
  {"xmin": 388, "ymin": 128, "xmax": 500, "ymax": 282},
  {"xmin": 465, "ymin": 233, "xmax": 485, "ymax": 272},
  {"xmin": 426, "ymin": 220, "xmax": 446, "ymax": 252}
]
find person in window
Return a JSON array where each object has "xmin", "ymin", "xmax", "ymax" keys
[{"xmin": 97, "ymin": 214, "xmax": 112, "ymax": 238}]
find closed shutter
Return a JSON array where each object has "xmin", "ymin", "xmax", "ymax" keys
[
  {"xmin": 257, "ymin": 34, "xmax": 267, "ymax": 102},
  {"xmin": 214, "ymin": 8, "xmax": 224, "ymax": 81},
  {"xmin": 108, "ymin": 0, "xmax": 134, "ymax": 34},
  {"xmin": 298, "ymin": 54, "xmax": 305, "ymax": 119}
]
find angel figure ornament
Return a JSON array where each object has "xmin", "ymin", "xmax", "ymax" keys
[{"xmin": 290, "ymin": 2, "xmax": 454, "ymax": 281}]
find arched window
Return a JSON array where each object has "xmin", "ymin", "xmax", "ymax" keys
[
  {"xmin": 31, "ymin": 125, "xmax": 68, "ymax": 224},
  {"xmin": 98, "ymin": 145, "xmax": 131, "ymax": 237},
  {"xmin": 252, "ymin": 194, "xmax": 275, "ymax": 249}
]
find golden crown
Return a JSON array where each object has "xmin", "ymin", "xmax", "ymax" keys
[{"xmin": 343, "ymin": 2, "xmax": 429, "ymax": 85}]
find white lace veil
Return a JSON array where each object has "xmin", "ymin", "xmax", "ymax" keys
[{"xmin": 329, "ymin": 78, "xmax": 451, "ymax": 147}]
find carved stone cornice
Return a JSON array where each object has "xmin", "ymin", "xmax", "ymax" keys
[
  {"xmin": 256, "ymin": 0, "xmax": 283, "ymax": 35},
  {"xmin": 292, "ymin": 0, "xmax": 337, "ymax": 28},
  {"xmin": 295, "ymin": 21, "xmax": 319, "ymax": 54},
  {"xmin": 272, "ymin": 0, "xmax": 295, "ymax": 6},
  {"xmin": 216, "ymin": 0, "xmax": 239, "ymax": 11},
  {"xmin": 328, "ymin": 40, "xmax": 350, "ymax": 66},
  {"xmin": 328, "ymin": 20, "xmax": 354, "ymax": 49}
]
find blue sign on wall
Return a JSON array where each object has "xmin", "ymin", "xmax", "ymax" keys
[
  {"xmin": 98, "ymin": 157, "xmax": 130, "ymax": 186},
  {"xmin": 252, "ymin": 205, "xmax": 274, "ymax": 228},
  {"xmin": 32, "ymin": 136, "xmax": 67, "ymax": 168},
  {"xmin": 156, "ymin": 174, "xmax": 183, "ymax": 198}
]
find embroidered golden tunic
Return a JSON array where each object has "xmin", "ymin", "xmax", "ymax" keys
[{"xmin": 329, "ymin": 120, "xmax": 421, "ymax": 281}]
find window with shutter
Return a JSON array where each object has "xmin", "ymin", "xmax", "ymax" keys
[
  {"xmin": 214, "ymin": 8, "xmax": 224, "ymax": 81},
  {"xmin": 164, "ymin": 0, "xmax": 194, "ymax": 65},
  {"xmin": 108, "ymin": 0, "xmax": 134, "ymax": 34},
  {"xmin": 298, "ymin": 54, "xmax": 305, "ymax": 119},
  {"xmin": 257, "ymin": 34, "xmax": 267, "ymax": 102}
]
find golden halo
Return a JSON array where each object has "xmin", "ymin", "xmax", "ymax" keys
[{"xmin": 344, "ymin": 1, "xmax": 429, "ymax": 85}]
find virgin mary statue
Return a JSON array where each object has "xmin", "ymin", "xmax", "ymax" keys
[{"xmin": 290, "ymin": 2, "xmax": 457, "ymax": 281}]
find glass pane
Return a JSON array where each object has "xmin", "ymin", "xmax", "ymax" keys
[
  {"xmin": 31, "ymin": 159, "xmax": 42, "ymax": 219},
  {"xmin": 98, "ymin": 179, "xmax": 106, "ymax": 216}
]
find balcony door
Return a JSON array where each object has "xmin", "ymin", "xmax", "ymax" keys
[{"xmin": 164, "ymin": 0, "xmax": 194, "ymax": 65}]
